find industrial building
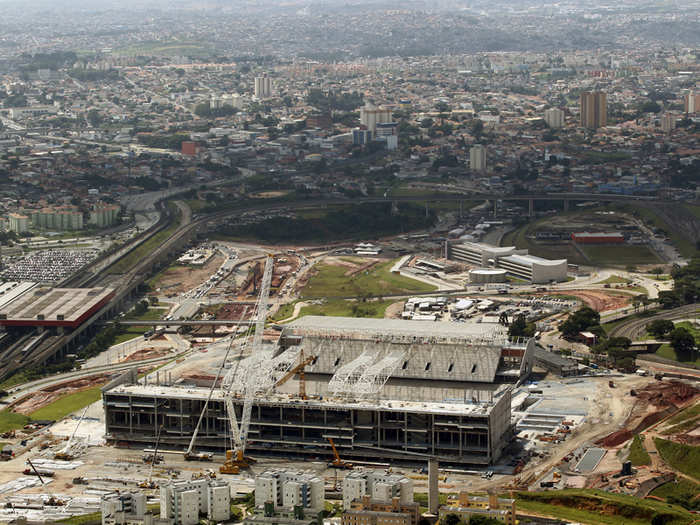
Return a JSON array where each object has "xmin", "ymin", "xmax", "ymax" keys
[
  {"xmin": 103, "ymin": 316, "xmax": 535, "ymax": 467},
  {"xmin": 0, "ymin": 285, "xmax": 114, "ymax": 329},
  {"xmin": 446, "ymin": 241, "xmax": 567, "ymax": 283}
]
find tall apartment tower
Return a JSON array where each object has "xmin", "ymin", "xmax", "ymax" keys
[
  {"xmin": 254, "ymin": 76, "xmax": 273, "ymax": 99},
  {"xmin": 469, "ymin": 144, "xmax": 487, "ymax": 172},
  {"xmin": 580, "ymin": 91, "xmax": 607, "ymax": 129},
  {"xmin": 544, "ymin": 108, "xmax": 565, "ymax": 129},
  {"xmin": 685, "ymin": 91, "xmax": 699, "ymax": 114},
  {"xmin": 359, "ymin": 102, "xmax": 393, "ymax": 134}
]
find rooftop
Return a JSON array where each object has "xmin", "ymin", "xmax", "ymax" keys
[
  {"xmin": 0, "ymin": 286, "xmax": 114, "ymax": 326},
  {"xmin": 105, "ymin": 383, "xmax": 504, "ymax": 416},
  {"xmin": 500, "ymin": 253, "xmax": 567, "ymax": 267}
]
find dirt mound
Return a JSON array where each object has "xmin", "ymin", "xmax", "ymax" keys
[
  {"xmin": 10, "ymin": 373, "xmax": 111, "ymax": 415},
  {"xmin": 122, "ymin": 347, "xmax": 172, "ymax": 362},
  {"xmin": 547, "ymin": 290, "xmax": 629, "ymax": 312},
  {"xmin": 599, "ymin": 429, "xmax": 633, "ymax": 447}
]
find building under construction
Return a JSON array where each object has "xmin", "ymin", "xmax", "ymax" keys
[{"xmin": 103, "ymin": 316, "xmax": 535, "ymax": 467}]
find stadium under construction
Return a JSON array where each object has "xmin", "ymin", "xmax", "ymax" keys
[{"xmin": 103, "ymin": 316, "xmax": 535, "ymax": 467}]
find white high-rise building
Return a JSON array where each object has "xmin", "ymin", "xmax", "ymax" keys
[
  {"xmin": 101, "ymin": 493, "xmax": 148, "ymax": 525},
  {"xmin": 661, "ymin": 113, "xmax": 676, "ymax": 133},
  {"xmin": 469, "ymin": 144, "xmax": 487, "ymax": 172},
  {"xmin": 254, "ymin": 76, "xmax": 273, "ymax": 99},
  {"xmin": 160, "ymin": 478, "xmax": 230, "ymax": 525},
  {"xmin": 544, "ymin": 108, "xmax": 565, "ymax": 129},
  {"xmin": 255, "ymin": 469, "xmax": 324, "ymax": 512},
  {"xmin": 342, "ymin": 471, "xmax": 413, "ymax": 510},
  {"xmin": 360, "ymin": 102, "xmax": 393, "ymax": 134}
]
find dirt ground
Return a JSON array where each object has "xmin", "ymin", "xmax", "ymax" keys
[
  {"xmin": 152, "ymin": 254, "xmax": 224, "ymax": 295},
  {"xmin": 122, "ymin": 347, "xmax": 173, "ymax": 362},
  {"xmin": 547, "ymin": 290, "xmax": 631, "ymax": 312},
  {"xmin": 9, "ymin": 374, "xmax": 112, "ymax": 415},
  {"xmin": 383, "ymin": 301, "xmax": 405, "ymax": 319}
]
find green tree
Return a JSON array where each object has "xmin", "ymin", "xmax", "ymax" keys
[
  {"xmin": 442, "ymin": 515, "xmax": 460, "ymax": 525},
  {"xmin": 646, "ymin": 319, "xmax": 674, "ymax": 338},
  {"xmin": 670, "ymin": 327, "xmax": 695, "ymax": 359}
]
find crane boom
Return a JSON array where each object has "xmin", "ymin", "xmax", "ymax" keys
[{"xmin": 221, "ymin": 256, "xmax": 274, "ymax": 473}]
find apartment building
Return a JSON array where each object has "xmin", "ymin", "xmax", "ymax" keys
[{"xmin": 159, "ymin": 478, "xmax": 230, "ymax": 525}]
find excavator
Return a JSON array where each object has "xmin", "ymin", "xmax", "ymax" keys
[{"xmin": 327, "ymin": 438, "xmax": 353, "ymax": 469}]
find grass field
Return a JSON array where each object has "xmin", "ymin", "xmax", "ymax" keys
[
  {"xmin": 30, "ymin": 386, "xmax": 103, "ymax": 421},
  {"xmin": 107, "ymin": 203, "xmax": 183, "ymax": 274},
  {"xmin": 650, "ymin": 479, "xmax": 700, "ymax": 503},
  {"xmin": 685, "ymin": 204, "xmax": 700, "ymax": 220},
  {"xmin": 598, "ymin": 275, "xmax": 632, "ymax": 285},
  {"xmin": 654, "ymin": 321, "xmax": 700, "ymax": 367},
  {"xmin": 515, "ymin": 489, "xmax": 694, "ymax": 525},
  {"xmin": 297, "ymin": 299, "xmax": 396, "ymax": 319},
  {"xmin": 0, "ymin": 409, "xmax": 30, "ymax": 433},
  {"xmin": 113, "ymin": 40, "xmax": 213, "ymax": 57},
  {"xmin": 628, "ymin": 434, "xmax": 651, "ymax": 466},
  {"xmin": 654, "ymin": 438, "xmax": 700, "ymax": 481},
  {"xmin": 581, "ymin": 244, "xmax": 662, "ymax": 265},
  {"xmin": 661, "ymin": 416, "xmax": 700, "ymax": 436},
  {"xmin": 301, "ymin": 260, "xmax": 436, "ymax": 298},
  {"xmin": 665, "ymin": 405, "xmax": 700, "ymax": 427}
]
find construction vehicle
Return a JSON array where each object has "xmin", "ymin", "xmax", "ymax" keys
[
  {"xmin": 220, "ymin": 257, "xmax": 274, "ymax": 475},
  {"xmin": 26, "ymin": 460, "xmax": 64, "ymax": 506},
  {"xmin": 23, "ymin": 467, "xmax": 54, "ymax": 477},
  {"xmin": 55, "ymin": 406, "xmax": 88, "ymax": 461},
  {"xmin": 327, "ymin": 438, "xmax": 353, "ymax": 469},
  {"xmin": 274, "ymin": 349, "xmax": 316, "ymax": 399},
  {"xmin": 139, "ymin": 425, "xmax": 163, "ymax": 489},
  {"xmin": 608, "ymin": 380, "xmax": 615, "ymax": 388}
]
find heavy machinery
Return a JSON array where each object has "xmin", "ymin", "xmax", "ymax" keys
[
  {"xmin": 139, "ymin": 425, "xmax": 163, "ymax": 489},
  {"xmin": 327, "ymin": 438, "xmax": 353, "ymax": 469},
  {"xmin": 184, "ymin": 317, "xmax": 249, "ymax": 463},
  {"xmin": 274, "ymin": 349, "xmax": 316, "ymax": 400},
  {"xmin": 26, "ymin": 459, "xmax": 64, "ymax": 506},
  {"xmin": 220, "ymin": 256, "xmax": 274, "ymax": 475},
  {"xmin": 54, "ymin": 406, "xmax": 88, "ymax": 461}
]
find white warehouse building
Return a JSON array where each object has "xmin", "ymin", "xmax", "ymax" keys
[
  {"xmin": 446, "ymin": 241, "xmax": 567, "ymax": 283},
  {"xmin": 255, "ymin": 469, "xmax": 324, "ymax": 512}
]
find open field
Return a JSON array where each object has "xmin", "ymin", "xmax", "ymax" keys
[
  {"xmin": 654, "ymin": 438, "xmax": 700, "ymax": 481},
  {"xmin": 300, "ymin": 259, "xmax": 436, "ymax": 298},
  {"xmin": 0, "ymin": 409, "xmax": 30, "ymax": 433},
  {"xmin": 654, "ymin": 321, "xmax": 700, "ymax": 367},
  {"xmin": 650, "ymin": 479, "xmax": 700, "ymax": 505},
  {"xmin": 581, "ymin": 244, "xmax": 661, "ymax": 265},
  {"xmin": 297, "ymin": 299, "xmax": 397, "ymax": 319},
  {"xmin": 29, "ymin": 386, "xmax": 103, "ymax": 421},
  {"xmin": 628, "ymin": 434, "xmax": 651, "ymax": 466},
  {"xmin": 113, "ymin": 40, "xmax": 214, "ymax": 57},
  {"xmin": 515, "ymin": 489, "xmax": 694, "ymax": 525}
]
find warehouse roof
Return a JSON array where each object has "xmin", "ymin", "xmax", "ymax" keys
[{"xmin": 0, "ymin": 286, "xmax": 114, "ymax": 326}]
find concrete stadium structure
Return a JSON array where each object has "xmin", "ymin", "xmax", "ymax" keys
[
  {"xmin": 103, "ymin": 317, "xmax": 536, "ymax": 467},
  {"xmin": 446, "ymin": 241, "xmax": 567, "ymax": 284}
]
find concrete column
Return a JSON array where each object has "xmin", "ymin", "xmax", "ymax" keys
[
  {"xmin": 528, "ymin": 199, "xmax": 534, "ymax": 217},
  {"xmin": 493, "ymin": 200, "xmax": 497, "ymax": 217},
  {"xmin": 564, "ymin": 199, "xmax": 569, "ymax": 212},
  {"xmin": 428, "ymin": 457, "xmax": 439, "ymax": 515}
]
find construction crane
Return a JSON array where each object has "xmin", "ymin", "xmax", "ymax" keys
[
  {"xmin": 220, "ymin": 256, "xmax": 274, "ymax": 474},
  {"xmin": 185, "ymin": 309, "xmax": 249, "ymax": 462},
  {"xmin": 139, "ymin": 424, "xmax": 163, "ymax": 489},
  {"xmin": 327, "ymin": 438, "xmax": 353, "ymax": 469},
  {"xmin": 274, "ymin": 349, "xmax": 316, "ymax": 400},
  {"xmin": 54, "ymin": 406, "xmax": 89, "ymax": 461},
  {"xmin": 26, "ymin": 459, "xmax": 64, "ymax": 506}
]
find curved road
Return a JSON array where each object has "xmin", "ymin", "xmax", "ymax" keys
[{"xmin": 608, "ymin": 303, "xmax": 699, "ymax": 339}]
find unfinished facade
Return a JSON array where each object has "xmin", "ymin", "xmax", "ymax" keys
[{"xmin": 103, "ymin": 317, "xmax": 533, "ymax": 467}]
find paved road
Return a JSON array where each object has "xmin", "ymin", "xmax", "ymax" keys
[{"xmin": 608, "ymin": 304, "xmax": 699, "ymax": 339}]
